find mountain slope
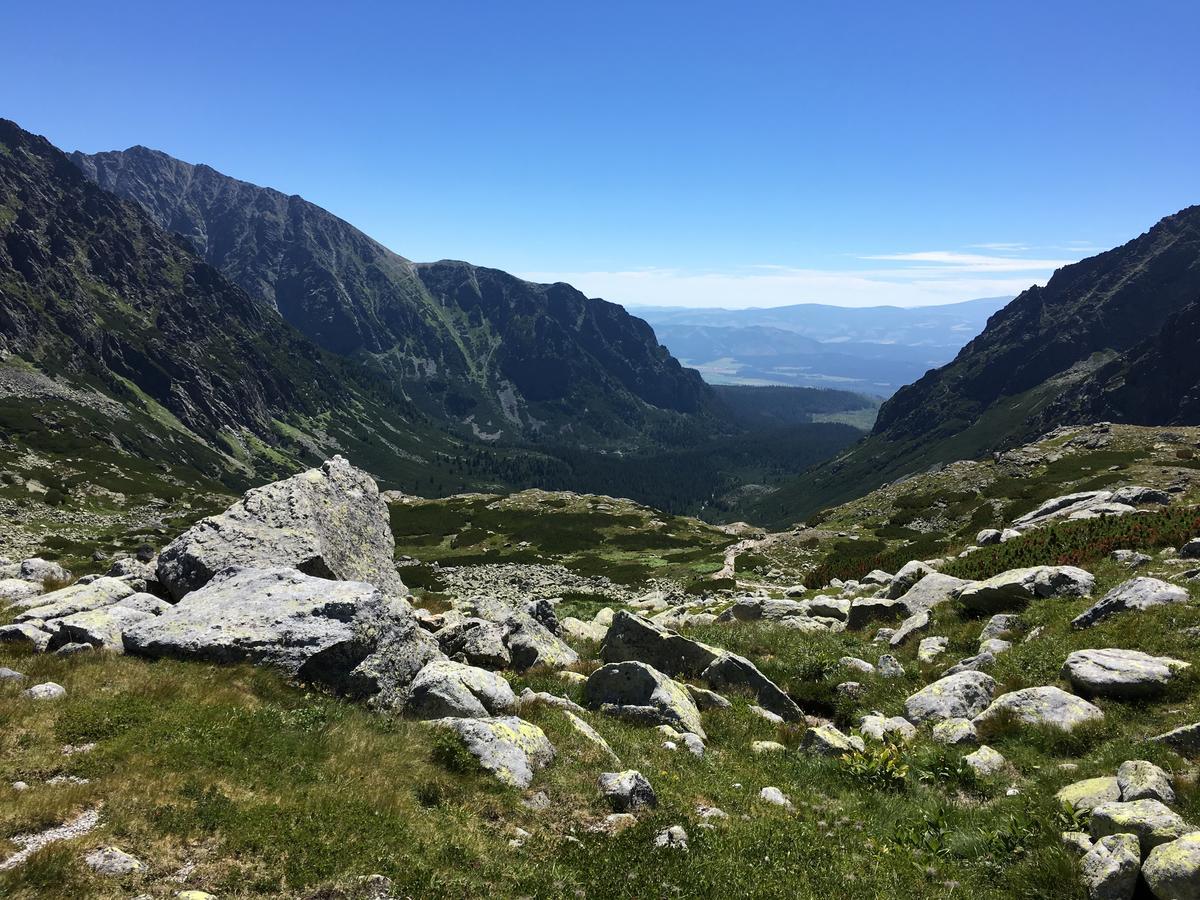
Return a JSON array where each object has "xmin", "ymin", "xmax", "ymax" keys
[
  {"xmin": 72, "ymin": 146, "xmax": 714, "ymax": 445},
  {"xmin": 750, "ymin": 206, "xmax": 1200, "ymax": 524}
]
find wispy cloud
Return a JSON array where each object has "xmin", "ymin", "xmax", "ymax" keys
[
  {"xmin": 968, "ymin": 242, "xmax": 1031, "ymax": 252},
  {"xmin": 519, "ymin": 244, "xmax": 1090, "ymax": 309}
]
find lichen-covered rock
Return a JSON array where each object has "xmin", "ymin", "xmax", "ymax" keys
[
  {"xmin": 598, "ymin": 770, "xmax": 656, "ymax": 811},
  {"xmin": 859, "ymin": 714, "xmax": 916, "ymax": 743},
  {"xmin": 979, "ymin": 614, "xmax": 1020, "ymax": 642},
  {"xmin": 1118, "ymin": 760, "xmax": 1175, "ymax": 804},
  {"xmin": 561, "ymin": 616, "xmax": 606, "ymax": 642},
  {"xmin": 585, "ymin": 661, "xmax": 705, "ymax": 738},
  {"xmin": 12, "ymin": 577, "xmax": 135, "ymax": 621},
  {"xmin": 503, "ymin": 613, "xmax": 579, "ymax": 671},
  {"xmin": 887, "ymin": 561, "xmax": 934, "ymax": 599},
  {"xmin": 904, "ymin": 671, "xmax": 996, "ymax": 725},
  {"xmin": 1063, "ymin": 648, "xmax": 1189, "ymax": 699},
  {"xmin": 917, "ymin": 636, "xmax": 949, "ymax": 664},
  {"xmin": 801, "ymin": 723, "xmax": 864, "ymax": 755},
  {"xmin": 889, "ymin": 609, "xmax": 931, "ymax": 647},
  {"xmin": 0, "ymin": 622, "xmax": 53, "ymax": 653},
  {"xmin": 964, "ymin": 745, "xmax": 1007, "ymax": 777},
  {"xmin": 1079, "ymin": 833, "xmax": 1140, "ymax": 900},
  {"xmin": 156, "ymin": 457, "xmax": 407, "ymax": 600},
  {"xmin": 931, "ymin": 718, "xmax": 978, "ymax": 746},
  {"xmin": 430, "ymin": 716, "xmax": 554, "ymax": 788},
  {"xmin": 975, "ymin": 686, "xmax": 1104, "ymax": 732},
  {"xmin": 124, "ymin": 567, "xmax": 439, "ymax": 704},
  {"xmin": 895, "ymin": 573, "xmax": 972, "ymax": 613},
  {"xmin": 15, "ymin": 558, "xmax": 71, "ymax": 585},
  {"xmin": 0, "ymin": 578, "xmax": 43, "ymax": 604},
  {"xmin": 1072, "ymin": 577, "xmax": 1190, "ymax": 629},
  {"xmin": 54, "ymin": 605, "xmax": 154, "ymax": 652},
  {"xmin": 600, "ymin": 610, "xmax": 721, "ymax": 675},
  {"xmin": 21, "ymin": 682, "xmax": 65, "ymax": 701},
  {"xmin": 840, "ymin": 656, "xmax": 876, "ymax": 675},
  {"xmin": 564, "ymin": 711, "xmax": 618, "ymax": 760},
  {"xmin": 1057, "ymin": 776, "xmax": 1122, "ymax": 813},
  {"xmin": 1143, "ymin": 832, "xmax": 1200, "ymax": 899},
  {"xmin": 437, "ymin": 619, "xmax": 512, "ymax": 670},
  {"xmin": 1090, "ymin": 799, "xmax": 1192, "ymax": 854},
  {"xmin": 958, "ymin": 566, "xmax": 1094, "ymax": 614},
  {"xmin": 406, "ymin": 660, "xmax": 515, "ymax": 719}
]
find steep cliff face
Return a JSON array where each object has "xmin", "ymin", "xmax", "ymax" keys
[
  {"xmin": 71, "ymin": 146, "xmax": 716, "ymax": 444},
  {"xmin": 1, "ymin": 120, "xmax": 338, "ymax": 441},
  {"xmin": 873, "ymin": 205, "xmax": 1200, "ymax": 445}
]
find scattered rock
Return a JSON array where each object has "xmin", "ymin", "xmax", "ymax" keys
[
  {"xmin": 877, "ymin": 654, "xmax": 904, "ymax": 678},
  {"xmin": 860, "ymin": 714, "xmax": 916, "ymax": 743},
  {"xmin": 931, "ymin": 718, "xmax": 977, "ymax": 746},
  {"xmin": 751, "ymin": 740, "xmax": 787, "ymax": 754},
  {"xmin": 759, "ymin": 786, "xmax": 794, "ymax": 809},
  {"xmin": 21, "ymin": 682, "xmax": 65, "ymax": 701},
  {"xmin": 585, "ymin": 661, "xmax": 706, "ymax": 737},
  {"xmin": 1079, "ymin": 833, "xmax": 1140, "ymax": 900},
  {"xmin": 1072, "ymin": 577, "xmax": 1190, "ymax": 629},
  {"xmin": 941, "ymin": 651, "xmax": 995, "ymax": 676},
  {"xmin": 1117, "ymin": 760, "xmax": 1175, "ymax": 804},
  {"xmin": 406, "ymin": 660, "xmax": 516, "ymax": 719},
  {"xmin": 0, "ymin": 623, "xmax": 53, "ymax": 653},
  {"xmin": 801, "ymin": 723, "xmax": 864, "ymax": 756},
  {"xmin": 958, "ymin": 566, "xmax": 1094, "ymax": 614},
  {"xmin": 563, "ymin": 710, "xmax": 618, "ymax": 760},
  {"xmin": 889, "ymin": 610, "xmax": 931, "ymax": 647},
  {"xmin": 1143, "ymin": 832, "xmax": 1200, "ymax": 899},
  {"xmin": 653, "ymin": 825, "xmax": 688, "ymax": 850},
  {"xmin": 847, "ymin": 597, "xmax": 908, "ymax": 630},
  {"xmin": 964, "ymin": 745, "xmax": 1007, "ymax": 777},
  {"xmin": 887, "ymin": 561, "xmax": 933, "ymax": 598},
  {"xmin": 1057, "ymin": 777, "xmax": 1122, "ymax": 813},
  {"xmin": 13, "ymin": 577, "xmax": 136, "ymax": 621},
  {"xmin": 1152, "ymin": 722, "xmax": 1200, "ymax": 757},
  {"xmin": 839, "ymin": 656, "xmax": 875, "ymax": 675},
  {"xmin": 1063, "ymin": 648, "xmax": 1189, "ymax": 699},
  {"xmin": 917, "ymin": 636, "xmax": 948, "ymax": 664},
  {"xmin": 904, "ymin": 671, "xmax": 996, "ymax": 725},
  {"xmin": 1111, "ymin": 550, "xmax": 1151, "ymax": 569},
  {"xmin": 0, "ymin": 667, "xmax": 25, "ymax": 681},
  {"xmin": 84, "ymin": 846, "xmax": 143, "ymax": 876},
  {"xmin": 895, "ymin": 573, "xmax": 973, "ymax": 613},
  {"xmin": 598, "ymin": 770, "xmax": 656, "ymax": 812},
  {"xmin": 1090, "ymin": 799, "xmax": 1191, "ymax": 854},
  {"xmin": 430, "ymin": 716, "xmax": 555, "ymax": 788},
  {"xmin": 975, "ymin": 686, "xmax": 1104, "ymax": 732},
  {"xmin": 979, "ymin": 614, "xmax": 1020, "ymax": 642},
  {"xmin": 686, "ymin": 684, "xmax": 731, "ymax": 710}
]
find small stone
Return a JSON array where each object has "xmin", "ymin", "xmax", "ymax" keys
[
  {"xmin": 652, "ymin": 825, "xmax": 688, "ymax": 850},
  {"xmin": 963, "ymin": 745, "xmax": 1007, "ymax": 777},
  {"xmin": 0, "ymin": 667, "xmax": 25, "ymax": 681},
  {"xmin": 931, "ymin": 718, "xmax": 977, "ymax": 746},
  {"xmin": 759, "ymin": 786, "xmax": 794, "ymax": 809},
  {"xmin": 917, "ymin": 636, "xmax": 948, "ymax": 664},
  {"xmin": 85, "ymin": 847, "xmax": 144, "ymax": 876},
  {"xmin": 839, "ymin": 656, "xmax": 876, "ymax": 675},
  {"xmin": 598, "ymin": 770, "xmax": 657, "ymax": 812},
  {"xmin": 751, "ymin": 740, "xmax": 787, "ymax": 754},
  {"xmin": 860, "ymin": 714, "xmax": 916, "ymax": 743},
  {"xmin": 21, "ymin": 682, "xmax": 66, "ymax": 701},
  {"xmin": 876, "ymin": 654, "xmax": 904, "ymax": 678},
  {"xmin": 801, "ymin": 723, "xmax": 864, "ymax": 756}
]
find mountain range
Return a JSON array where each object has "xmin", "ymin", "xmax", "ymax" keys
[
  {"xmin": 752, "ymin": 204, "xmax": 1200, "ymax": 523},
  {"xmin": 634, "ymin": 297, "xmax": 1009, "ymax": 395}
]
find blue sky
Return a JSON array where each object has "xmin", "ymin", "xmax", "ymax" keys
[{"xmin": 5, "ymin": 1, "xmax": 1198, "ymax": 307}]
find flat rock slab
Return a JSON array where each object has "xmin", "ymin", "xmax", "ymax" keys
[
  {"xmin": 13, "ymin": 578, "xmax": 135, "ymax": 621},
  {"xmin": 1072, "ymin": 577, "xmax": 1190, "ymax": 629},
  {"xmin": 1056, "ymin": 776, "xmax": 1121, "ymax": 813},
  {"xmin": 896, "ymin": 573, "xmax": 972, "ymax": 613},
  {"xmin": 54, "ymin": 605, "xmax": 155, "ymax": 652},
  {"xmin": 958, "ymin": 566, "xmax": 1094, "ymax": 614},
  {"xmin": 124, "ymin": 566, "xmax": 438, "ymax": 703},
  {"xmin": 431, "ymin": 716, "xmax": 554, "ymax": 789},
  {"xmin": 1063, "ymin": 648, "xmax": 1189, "ymax": 699},
  {"xmin": 156, "ymin": 456, "xmax": 407, "ymax": 600},
  {"xmin": 974, "ymin": 686, "xmax": 1103, "ymax": 732}
]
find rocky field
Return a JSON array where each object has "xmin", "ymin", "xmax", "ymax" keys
[{"xmin": 4, "ymin": 427, "xmax": 1200, "ymax": 898}]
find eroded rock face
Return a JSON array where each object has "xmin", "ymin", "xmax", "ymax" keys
[
  {"xmin": 1063, "ymin": 648, "xmax": 1189, "ymax": 699},
  {"xmin": 1071, "ymin": 577, "xmax": 1190, "ymax": 629},
  {"xmin": 584, "ymin": 661, "xmax": 705, "ymax": 738},
  {"xmin": 429, "ymin": 716, "xmax": 554, "ymax": 788},
  {"xmin": 124, "ymin": 567, "xmax": 438, "ymax": 704},
  {"xmin": 156, "ymin": 457, "xmax": 407, "ymax": 600}
]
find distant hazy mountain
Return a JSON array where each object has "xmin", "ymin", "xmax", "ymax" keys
[
  {"xmin": 751, "ymin": 205, "xmax": 1200, "ymax": 524},
  {"xmin": 633, "ymin": 297, "xmax": 1009, "ymax": 395}
]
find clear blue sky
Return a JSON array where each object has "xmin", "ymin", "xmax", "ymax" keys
[{"xmin": 4, "ymin": 0, "xmax": 1198, "ymax": 307}]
